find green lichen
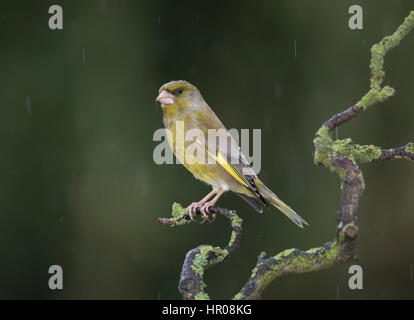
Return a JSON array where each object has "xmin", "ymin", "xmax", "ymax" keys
[
  {"xmin": 230, "ymin": 212, "xmax": 243, "ymax": 228},
  {"xmin": 167, "ymin": 202, "xmax": 191, "ymax": 226},
  {"xmin": 250, "ymin": 252, "xmax": 267, "ymax": 278},
  {"xmin": 357, "ymin": 89, "xmax": 380, "ymax": 110},
  {"xmin": 189, "ymin": 245, "xmax": 228, "ymax": 298},
  {"xmin": 406, "ymin": 143, "xmax": 414, "ymax": 154},
  {"xmin": 333, "ymin": 139, "xmax": 382, "ymax": 163},
  {"xmin": 313, "ymin": 126, "xmax": 349, "ymax": 179},
  {"xmin": 228, "ymin": 231, "xmax": 237, "ymax": 248},
  {"xmin": 256, "ymin": 243, "xmax": 339, "ymax": 288},
  {"xmin": 313, "ymin": 125, "xmax": 382, "ymax": 185},
  {"xmin": 172, "ymin": 202, "xmax": 185, "ymax": 218},
  {"xmin": 306, "ymin": 247, "xmax": 320, "ymax": 254},
  {"xmin": 321, "ymin": 242, "xmax": 340, "ymax": 262},
  {"xmin": 250, "ymin": 263, "xmax": 261, "ymax": 279},
  {"xmin": 171, "ymin": 208, "xmax": 240, "ymax": 299},
  {"xmin": 191, "ymin": 245, "xmax": 227, "ymax": 278},
  {"xmin": 213, "ymin": 248, "xmax": 227, "ymax": 263},
  {"xmin": 362, "ymin": 11, "xmax": 414, "ymax": 110},
  {"xmin": 274, "ymin": 248, "xmax": 295, "ymax": 259},
  {"xmin": 378, "ymin": 86, "xmax": 395, "ymax": 101},
  {"xmin": 369, "ymin": 11, "xmax": 414, "ymax": 92},
  {"xmin": 353, "ymin": 144, "xmax": 382, "ymax": 162},
  {"xmin": 194, "ymin": 292, "xmax": 210, "ymax": 300},
  {"xmin": 313, "ymin": 126, "xmax": 333, "ymax": 167},
  {"xmin": 337, "ymin": 229, "xmax": 346, "ymax": 243},
  {"xmin": 191, "ymin": 246, "xmax": 213, "ymax": 278},
  {"xmin": 233, "ymin": 292, "xmax": 246, "ymax": 300},
  {"xmin": 313, "ymin": 11, "xmax": 414, "ymax": 169}
]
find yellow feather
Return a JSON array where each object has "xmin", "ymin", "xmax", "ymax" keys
[{"xmin": 195, "ymin": 138, "xmax": 249, "ymax": 188}]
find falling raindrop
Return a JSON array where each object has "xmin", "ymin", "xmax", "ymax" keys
[
  {"xmin": 294, "ymin": 40, "xmax": 297, "ymax": 59},
  {"xmin": 82, "ymin": 48, "xmax": 86, "ymax": 63},
  {"xmin": 158, "ymin": 16, "xmax": 161, "ymax": 24},
  {"xmin": 362, "ymin": 38, "xmax": 366, "ymax": 46},
  {"xmin": 26, "ymin": 94, "xmax": 31, "ymax": 115},
  {"xmin": 274, "ymin": 82, "xmax": 282, "ymax": 98}
]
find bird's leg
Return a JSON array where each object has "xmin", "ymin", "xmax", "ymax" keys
[
  {"xmin": 200, "ymin": 189, "xmax": 225, "ymax": 221},
  {"xmin": 185, "ymin": 189, "xmax": 217, "ymax": 221}
]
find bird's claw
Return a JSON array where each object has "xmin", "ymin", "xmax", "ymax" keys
[
  {"xmin": 185, "ymin": 201, "xmax": 217, "ymax": 223},
  {"xmin": 185, "ymin": 202, "xmax": 203, "ymax": 223},
  {"xmin": 200, "ymin": 202, "xmax": 216, "ymax": 223}
]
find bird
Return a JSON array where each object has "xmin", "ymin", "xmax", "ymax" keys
[{"xmin": 156, "ymin": 80, "xmax": 308, "ymax": 228}]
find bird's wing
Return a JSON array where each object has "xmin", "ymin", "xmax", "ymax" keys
[
  {"xmin": 192, "ymin": 106, "xmax": 266, "ymax": 203},
  {"xmin": 208, "ymin": 129, "xmax": 267, "ymax": 204}
]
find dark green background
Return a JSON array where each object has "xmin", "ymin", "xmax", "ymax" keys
[{"xmin": 0, "ymin": 0, "xmax": 413, "ymax": 299}]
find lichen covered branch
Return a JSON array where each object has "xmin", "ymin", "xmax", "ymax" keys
[
  {"xmin": 375, "ymin": 143, "xmax": 414, "ymax": 162},
  {"xmin": 234, "ymin": 157, "xmax": 362, "ymax": 299},
  {"xmin": 233, "ymin": 12, "xmax": 414, "ymax": 300},
  {"xmin": 158, "ymin": 203, "xmax": 243, "ymax": 300},
  {"xmin": 323, "ymin": 11, "xmax": 414, "ymax": 132}
]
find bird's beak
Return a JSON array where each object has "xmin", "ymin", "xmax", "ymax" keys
[{"xmin": 156, "ymin": 90, "xmax": 175, "ymax": 106}]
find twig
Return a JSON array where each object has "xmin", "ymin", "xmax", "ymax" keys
[{"xmin": 375, "ymin": 143, "xmax": 414, "ymax": 162}]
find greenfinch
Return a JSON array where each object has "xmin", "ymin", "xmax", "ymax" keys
[{"xmin": 156, "ymin": 80, "xmax": 307, "ymax": 228}]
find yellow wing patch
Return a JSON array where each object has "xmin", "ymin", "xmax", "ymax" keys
[{"xmin": 195, "ymin": 138, "xmax": 250, "ymax": 189}]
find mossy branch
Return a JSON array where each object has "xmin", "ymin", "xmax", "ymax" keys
[
  {"xmin": 233, "ymin": 157, "xmax": 362, "ymax": 299},
  {"xmin": 158, "ymin": 11, "xmax": 414, "ymax": 300},
  {"xmin": 159, "ymin": 203, "xmax": 243, "ymax": 300},
  {"xmin": 234, "ymin": 11, "xmax": 414, "ymax": 299}
]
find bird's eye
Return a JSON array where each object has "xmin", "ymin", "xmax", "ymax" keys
[{"xmin": 173, "ymin": 88, "xmax": 183, "ymax": 96}]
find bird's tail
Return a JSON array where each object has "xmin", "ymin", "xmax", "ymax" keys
[{"xmin": 255, "ymin": 179, "xmax": 308, "ymax": 228}]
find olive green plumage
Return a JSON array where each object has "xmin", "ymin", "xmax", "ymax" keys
[{"xmin": 157, "ymin": 80, "xmax": 308, "ymax": 228}]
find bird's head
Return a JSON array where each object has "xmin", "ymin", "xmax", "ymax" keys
[{"xmin": 156, "ymin": 80, "xmax": 202, "ymax": 110}]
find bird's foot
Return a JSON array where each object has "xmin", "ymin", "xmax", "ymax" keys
[
  {"xmin": 199, "ymin": 201, "xmax": 217, "ymax": 223},
  {"xmin": 185, "ymin": 201, "xmax": 217, "ymax": 223},
  {"xmin": 185, "ymin": 201, "xmax": 205, "ymax": 222},
  {"xmin": 184, "ymin": 190, "xmax": 223, "ymax": 223}
]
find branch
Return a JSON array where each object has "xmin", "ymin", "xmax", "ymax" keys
[
  {"xmin": 375, "ymin": 143, "xmax": 414, "ymax": 162},
  {"xmin": 234, "ymin": 158, "xmax": 362, "ymax": 299},
  {"xmin": 158, "ymin": 11, "xmax": 414, "ymax": 300},
  {"xmin": 233, "ymin": 10, "xmax": 414, "ymax": 299},
  {"xmin": 158, "ymin": 203, "xmax": 243, "ymax": 300}
]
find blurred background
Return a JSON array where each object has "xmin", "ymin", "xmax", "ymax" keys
[{"xmin": 0, "ymin": 0, "xmax": 413, "ymax": 299}]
